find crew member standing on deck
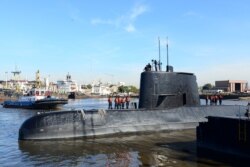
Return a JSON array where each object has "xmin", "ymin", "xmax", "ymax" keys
[
  {"xmin": 121, "ymin": 96, "xmax": 125, "ymax": 109},
  {"xmin": 108, "ymin": 96, "xmax": 112, "ymax": 109},
  {"xmin": 118, "ymin": 96, "xmax": 122, "ymax": 109},
  {"xmin": 205, "ymin": 95, "xmax": 209, "ymax": 105},
  {"xmin": 125, "ymin": 95, "xmax": 130, "ymax": 109},
  {"xmin": 114, "ymin": 96, "xmax": 119, "ymax": 109},
  {"xmin": 214, "ymin": 95, "xmax": 218, "ymax": 105},
  {"xmin": 210, "ymin": 95, "xmax": 214, "ymax": 105},
  {"xmin": 219, "ymin": 94, "xmax": 223, "ymax": 105}
]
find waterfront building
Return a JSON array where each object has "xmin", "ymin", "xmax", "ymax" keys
[
  {"xmin": 48, "ymin": 82, "xmax": 58, "ymax": 92},
  {"xmin": 0, "ymin": 82, "xmax": 3, "ymax": 89},
  {"xmin": 91, "ymin": 81, "xmax": 111, "ymax": 95},
  {"xmin": 77, "ymin": 84, "xmax": 85, "ymax": 93},
  {"xmin": 90, "ymin": 80, "xmax": 125, "ymax": 95},
  {"xmin": 117, "ymin": 81, "xmax": 125, "ymax": 86},
  {"xmin": 8, "ymin": 79, "xmax": 29, "ymax": 93},
  {"xmin": 110, "ymin": 85, "xmax": 118, "ymax": 94},
  {"xmin": 215, "ymin": 80, "xmax": 248, "ymax": 93},
  {"xmin": 57, "ymin": 73, "xmax": 78, "ymax": 93}
]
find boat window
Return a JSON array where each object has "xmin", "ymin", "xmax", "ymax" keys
[
  {"xmin": 36, "ymin": 91, "xmax": 39, "ymax": 96},
  {"xmin": 41, "ymin": 91, "xmax": 45, "ymax": 95}
]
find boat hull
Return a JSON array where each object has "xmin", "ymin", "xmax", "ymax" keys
[
  {"xmin": 19, "ymin": 105, "xmax": 246, "ymax": 140},
  {"xmin": 3, "ymin": 99, "xmax": 68, "ymax": 110}
]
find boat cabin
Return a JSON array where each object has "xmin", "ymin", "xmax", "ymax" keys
[{"xmin": 28, "ymin": 88, "xmax": 51, "ymax": 97}]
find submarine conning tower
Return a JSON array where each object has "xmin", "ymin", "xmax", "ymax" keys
[{"xmin": 139, "ymin": 64, "xmax": 200, "ymax": 109}]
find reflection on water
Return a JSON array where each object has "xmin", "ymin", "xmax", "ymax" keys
[
  {"xmin": 18, "ymin": 130, "xmax": 199, "ymax": 167},
  {"xmin": 0, "ymin": 98, "xmax": 249, "ymax": 166}
]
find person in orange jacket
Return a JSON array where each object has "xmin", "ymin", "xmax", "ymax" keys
[
  {"xmin": 118, "ymin": 96, "xmax": 122, "ymax": 109},
  {"xmin": 125, "ymin": 96, "xmax": 130, "ymax": 109},
  {"xmin": 114, "ymin": 96, "xmax": 119, "ymax": 109}
]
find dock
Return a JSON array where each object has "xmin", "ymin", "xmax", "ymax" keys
[{"xmin": 197, "ymin": 116, "xmax": 250, "ymax": 160}]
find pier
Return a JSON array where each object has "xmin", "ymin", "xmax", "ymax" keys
[{"xmin": 197, "ymin": 116, "xmax": 250, "ymax": 160}]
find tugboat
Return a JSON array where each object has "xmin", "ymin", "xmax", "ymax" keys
[
  {"xmin": 3, "ymin": 70, "xmax": 68, "ymax": 110},
  {"xmin": 68, "ymin": 92, "xmax": 76, "ymax": 99},
  {"xmin": 3, "ymin": 88, "xmax": 68, "ymax": 110}
]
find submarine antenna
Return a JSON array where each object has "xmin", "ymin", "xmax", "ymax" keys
[
  {"xmin": 166, "ymin": 37, "xmax": 169, "ymax": 72},
  {"xmin": 158, "ymin": 37, "xmax": 161, "ymax": 71}
]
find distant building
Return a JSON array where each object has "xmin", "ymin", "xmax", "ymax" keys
[
  {"xmin": 110, "ymin": 85, "xmax": 118, "ymax": 94},
  {"xmin": 57, "ymin": 73, "xmax": 78, "ymax": 93},
  {"xmin": 117, "ymin": 82, "xmax": 125, "ymax": 86},
  {"xmin": 49, "ymin": 82, "xmax": 58, "ymax": 92},
  {"xmin": 9, "ymin": 79, "xmax": 29, "ymax": 92},
  {"xmin": 215, "ymin": 80, "xmax": 248, "ymax": 93},
  {"xmin": 0, "ymin": 82, "xmax": 3, "ymax": 89},
  {"xmin": 91, "ymin": 81, "xmax": 111, "ymax": 95}
]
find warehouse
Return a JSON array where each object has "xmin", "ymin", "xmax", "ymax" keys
[{"xmin": 215, "ymin": 80, "xmax": 248, "ymax": 93}]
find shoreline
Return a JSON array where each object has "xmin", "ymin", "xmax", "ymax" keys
[
  {"xmin": 0, "ymin": 94, "xmax": 140, "ymax": 102},
  {"xmin": 200, "ymin": 93, "xmax": 250, "ymax": 100}
]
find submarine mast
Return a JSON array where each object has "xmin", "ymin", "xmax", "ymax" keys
[
  {"xmin": 166, "ymin": 37, "xmax": 173, "ymax": 72},
  {"xmin": 158, "ymin": 37, "xmax": 161, "ymax": 71},
  {"xmin": 166, "ymin": 37, "xmax": 169, "ymax": 71}
]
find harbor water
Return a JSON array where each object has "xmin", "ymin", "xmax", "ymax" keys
[{"xmin": 0, "ymin": 98, "xmax": 249, "ymax": 167}]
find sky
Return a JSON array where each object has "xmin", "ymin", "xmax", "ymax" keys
[{"xmin": 0, "ymin": 0, "xmax": 250, "ymax": 87}]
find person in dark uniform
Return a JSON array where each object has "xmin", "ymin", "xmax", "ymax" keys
[
  {"xmin": 205, "ymin": 95, "xmax": 209, "ymax": 105},
  {"xmin": 218, "ymin": 94, "xmax": 223, "ymax": 105},
  {"xmin": 153, "ymin": 60, "xmax": 158, "ymax": 71},
  {"xmin": 144, "ymin": 63, "xmax": 152, "ymax": 71},
  {"xmin": 108, "ymin": 96, "xmax": 112, "ymax": 109}
]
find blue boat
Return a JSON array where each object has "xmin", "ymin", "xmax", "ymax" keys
[{"xmin": 3, "ymin": 88, "xmax": 67, "ymax": 110}]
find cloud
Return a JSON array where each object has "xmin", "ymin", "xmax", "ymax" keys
[
  {"xmin": 130, "ymin": 4, "xmax": 148, "ymax": 20},
  {"xmin": 91, "ymin": 4, "xmax": 149, "ymax": 33},
  {"xmin": 124, "ymin": 24, "xmax": 136, "ymax": 32}
]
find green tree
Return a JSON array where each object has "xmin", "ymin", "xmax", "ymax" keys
[
  {"xmin": 118, "ymin": 85, "xmax": 139, "ymax": 94},
  {"xmin": 86, "ymin": 84, "xmax": 92, "ymax": 89},
  {"xmin": 128, "ymin": 86, "xmax": 139, "ymax": 94},
  {"xmin": 202, "ymin": 83, "xmax": 213, "ymax": 90},
  {"xmin": 118, "ymin": 86, "xmax": 128, "ymax": 93}
]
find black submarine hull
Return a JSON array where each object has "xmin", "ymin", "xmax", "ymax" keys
[{"xmin": 19, "ymin": 105, "xmax": 246, "ymax": 140}]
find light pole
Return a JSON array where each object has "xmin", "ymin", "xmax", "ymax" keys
[{"xmin": 5, "ymin": 72, "xmax": 8, "ymax": 88}]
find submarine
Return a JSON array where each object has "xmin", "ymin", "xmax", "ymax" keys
[{"xmin": 18, "ymin": 60, "xmax": 247, "ymax": 140}]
